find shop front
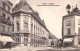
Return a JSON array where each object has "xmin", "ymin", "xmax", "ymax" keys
[
  {"xmin": 63, "ymin": 38, "xmax": 73, "ymax": 47},
  {"xmin": 0, "ymin": 35, "xmax": 14, "ymax": 49}
]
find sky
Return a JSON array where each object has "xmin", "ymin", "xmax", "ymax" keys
[{"xmin": 9, "ymin": 0, "xmax": 80, "ymax": 39}]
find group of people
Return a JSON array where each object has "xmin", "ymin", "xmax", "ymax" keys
[{"xmin": 51, "ymin": 39, "xmax": 63, "ymax": 48}]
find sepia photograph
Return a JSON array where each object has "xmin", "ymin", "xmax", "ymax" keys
[{"xmin": 0, "ymin": 0, "xmax": 80, "ymax": 51}]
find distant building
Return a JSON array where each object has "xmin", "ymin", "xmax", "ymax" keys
[
  {"xmin": 12, "ymin": 0, "xmax": 50, "ymax": 47},
  {"xmin": 0, "ymin": 0, "xmax": 13, "ymax": 48},
  {"xmin": 62, "ymin": 4, "xmax": 80, "ymax": 47}
]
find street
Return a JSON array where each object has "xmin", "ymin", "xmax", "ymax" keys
[{"xmin": 0, "ymin": 47, "xmax": 80, "ymax": 51}]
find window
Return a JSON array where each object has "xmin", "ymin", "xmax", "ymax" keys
[
  {"xmin": 24, "ymin": 16, "xmax": 28, "ymax": 22},
  {"xmin": 2, "ymin": 14, "xmax": 5, "ymax": 18},
  {"xmin": 24, "ymin": 22, "xmax": 28, "ymax": 31},
  {"xmin": 31, "ymin": 18, "xmax": 33, "ymax": 23},
  {"xmin": 8, "ymin": 27, "xmax": 10, "ymax": 33},
  {"xmin": 24, "ymin": 38, "xmax": 28, "ymax": 46},
  {"xmin": 31, "ymin": 24, "xmax": 33, "ymax": 33},
  {"xmin": 78, "ymin": 28, "xmax": 80, "ymax": 36},
  {"xmin": 17, "ymin": 38, "xmax": 20, "ymax": 42},
  {"xmin": 67, "ymin": 28, "xmax": 71, "ymax": 35},
  {"xmin": 8, "ymin": 17, "xmax": 10, "ymax": 20},
  {"xmin": 17, "ymin": 23, "xmax": 20, "ymax": 31},
  {"xmin": 3, "ymin": 25, "xmax": 5, "ymax": 31},
  {"xmin": 16, "ymin": 35, "xmax": 21, "ymax": 42},
  {"xmin": 66, "ymin": 20, "xmax": 71, "ymax": 26}
]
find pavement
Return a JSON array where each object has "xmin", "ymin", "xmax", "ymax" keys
[
  {"xmin": 0, "ymin": 46, "xmax": 80, "ymax": 51},
  {"xmin": 0, "ymin": 46, "xmax": 53, "ymax": 51}
]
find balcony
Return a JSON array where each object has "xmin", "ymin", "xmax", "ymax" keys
[{"xmin": 22, "ymin": 30, "xmax": 29, "ymax": 33}]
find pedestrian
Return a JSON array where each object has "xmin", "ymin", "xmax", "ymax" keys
[
  {"xmin": 57, "ymin": 40, "xmax": 59, "ymax": 49},
  {"xmin": 51, "ymin": 40, "xmax": 54, "ymax": 48}
]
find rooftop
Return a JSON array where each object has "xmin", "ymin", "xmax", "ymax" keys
[{"xmin": 63, "ymin": 5, "xmax": 80, "ymax": 17}]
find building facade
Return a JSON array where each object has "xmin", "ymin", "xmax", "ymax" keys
[
  {"xmin": 12, "ymin": 0, "xmax": 50, "ymax": 47},
  {"xmin": 62, "ymin": 5, "xmax": 80, "ymax": 47},
  {"xmin": 0, "ymin": 0, "xmax": 13, "ymax": 48}
]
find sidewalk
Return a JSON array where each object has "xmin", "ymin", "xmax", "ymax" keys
[
  {"xmin": 0, "ymin": 46, "xmax": 53, "ymax": 51},
  {"xmin": 0, "ymin": 46, "xmax": 80, "ymax": 51}
]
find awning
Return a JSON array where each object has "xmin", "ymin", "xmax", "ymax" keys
[
  {"xmin": 0, "ymin": 35, "xmax": 4, "ymax": 41},
  {"xmin": 63, "ymin": 38, "xmax": 73, "ymax": 43},
  {"xmin": 0, "ymin": 35, "xmax": 14, "ymax": 42}
]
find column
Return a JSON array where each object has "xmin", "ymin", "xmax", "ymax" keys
[
  {"xmin": 73, "ymin": 35, "xmax": 78, "ymax": 47},
  {"xmin": 28, "ymin": 15, "xmax": 31, "ymax": 33},
  {"xmin": 20, "ymin": 13, "xmax": 24, "ymax": 31},
  {"xmin": 74, "ymin": 16, "xmax": 78, "ymax": 47}
]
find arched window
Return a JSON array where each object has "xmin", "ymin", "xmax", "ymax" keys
[
  {"xmin": 24, "ymin": 22, "xmax": 28, "ymax": 31},
  {"xmin": 17, "ymin": 23, "xmax": 20, "ymax": 31}
]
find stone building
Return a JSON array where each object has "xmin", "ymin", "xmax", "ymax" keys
[
  {"xmin": 0, "ymin": 0, "xmax": 14, "ymax": 48},
  {"xmin": 12, "ymin": 0, "xmax": 50, "ymax": 47},
  {"xmin": 62, "ymin": 4, "xmax": 80, "ymax": 47}
]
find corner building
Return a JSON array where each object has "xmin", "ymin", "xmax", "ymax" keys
[
  {"xmin": 0, "ymin": 0, "xmax": 13, "ymax": 48},
  {"xmin": 12, "ymin": 0, "xmax": 50, "ymax": 47},
  {"xmin": 62, "ymin": 6, "xmax": 80, "ymax": 47}
]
